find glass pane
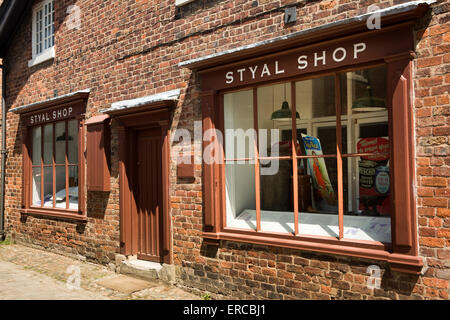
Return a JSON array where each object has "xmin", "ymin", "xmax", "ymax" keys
[
  {"xmin": 54, "ymin": 166, "xmax": 66, "ymax": 209},
  {"xmin": 317, "ymin": 126, "xmax": 347, "ymax": 154},
  {"xmin": 43, "ymin": 124, "xmax": 53, "ymax": 165},
  {"xmin": 55, "ymin": 122, "xmax": 65, "ymax": 164},
  {"xmin": 257, "ymin": 82, "xmax": 292, "ymax": 158},
  {"xmin": 314, "ymin": 126, "xmax": 348, "ymax": 201},
  {"xmin": 340, "ymin": 65, "xmax": 391, "ymax": 243},
  {"xmin": 311, "ymin": 76, "xmax": 336, "ymax": 118},
  {"xmin": 68, "ymin": 166, "xmax": 79, "ymax": 210},
  {"xmin": 283, "ymin": 128, "xmax": 308, "ymax": 157},
  {"xmin": 68, "ymin": 120, "xmax": 78, "ymax": 164},
  {"xmin": 225, "ymin": 161, "xmax": 255, "ymax": 230},
  {"xmin": 43, "ymin": 166, "xmax": 53, "ymax": 207},
  {"xmin": 343, "ymin": 127, "xmax": 391, "ymax": 243},
  {"xmin": 295, "ymin": 76, "xmax": 337, "ymax": 155},
  {"xmin": 260, "ymin": 159, "xmax": 294, "ymax": 233},
  {"xmin": 224, "ymin": 90, "xmax": 255, "ymax": 160},
  {"xmin": 32, "ymin": 126, "xmax": 41, "ymax": 165},
  {"xmin": 340, "ymin": 66, "xmax": 388, "ymax": 155},
  {"xmin": 32, "ymin": 167, "xmax": 41, "ymax": 206},
  {"xmin": 340, "ymin": 65, "xmax": 387, "ymax": 122},
  {"xmin": 298, "ymin": 157, "xmax": 339, "ymax": 238}
]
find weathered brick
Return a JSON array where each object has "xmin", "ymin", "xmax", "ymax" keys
[{"xmin": 0, "ymin": 0, "xmax": 447, "ymax": 302}]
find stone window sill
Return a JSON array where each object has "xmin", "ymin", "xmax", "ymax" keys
[{"xmin": 28, "ymin": 47, "xmax": 55, "ymax": 68}]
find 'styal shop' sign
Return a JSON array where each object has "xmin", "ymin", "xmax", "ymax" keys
[
  {"xmin": 25, "ymin": 104, "xmax": 84, "ymax": 126},
  {"xmin": 200, "ymin": 26, "xmax": 413, "ymax": 90}
]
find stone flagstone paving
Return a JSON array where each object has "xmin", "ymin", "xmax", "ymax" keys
[{"xmin": 0, "ymin": 243, "xmax": 200, "ymax": 300}]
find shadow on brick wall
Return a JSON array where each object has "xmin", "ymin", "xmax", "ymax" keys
[{"xmin": 86, "ymin": 191, "xmax": 110, "ymax": 219}]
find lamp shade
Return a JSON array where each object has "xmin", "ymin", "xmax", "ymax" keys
[
  {"xmin": 352, "ymin": 71, "xmax": 386, "ymax": 112},
  {"xmin": 352, "ymin": 96, "xmax": 386, "ymax": 112},
  {"xmin": 271, "ymin": 101, "xmax": 300, "ymax": 120},
  {"xmin": 56, "ymin": 132, "xmax": 73, "ymax": 141}
]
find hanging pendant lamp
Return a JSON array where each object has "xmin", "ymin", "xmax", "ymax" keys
[
  {"xmin": 271, "ymin": 83, "xmax": 300, "ymax": 120},
  {"xmin": 352, "ymin": 70, "xmax": 386, "ymax": 112}
]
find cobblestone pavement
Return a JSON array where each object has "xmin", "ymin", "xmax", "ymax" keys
[{"xmin": 0, "ymin": 243, "xmax": 200, "ymax": 300}]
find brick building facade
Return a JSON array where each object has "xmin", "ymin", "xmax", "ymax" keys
[{"xmin": 0, "ymin": 0, "xmax": 448, "ymax": 300}]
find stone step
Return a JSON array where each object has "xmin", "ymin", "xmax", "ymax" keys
[{"xmin": 115, "ymin": 254, "xmax": 176, "ymax": 284}]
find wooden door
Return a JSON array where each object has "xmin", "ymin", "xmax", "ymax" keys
[{"xmin": 135, "ymin": 128, "xmax": 163, "ymax": 262}]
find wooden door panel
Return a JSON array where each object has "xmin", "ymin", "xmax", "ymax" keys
[{"xmin": 136, "ymin": 128, "xmax": 163, "ymax": 262}]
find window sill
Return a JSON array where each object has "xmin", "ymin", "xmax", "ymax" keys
[
  {"xmin": 21, "ymin": 207, "xmax": 87, "ymax": 222},
  {"xmin": 202, "ymin": 229, "xmax": 423, "ymax": 274},
  {"xmin": 28, "ymin": 47, "xmax": 55, "ymax": 68}
]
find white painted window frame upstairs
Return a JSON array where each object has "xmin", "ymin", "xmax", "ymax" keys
[{"xmin": 29, "ymin": 0, "xmax": 55, "ymax": 68}]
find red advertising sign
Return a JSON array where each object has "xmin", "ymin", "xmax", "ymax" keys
[{"xmin": 357, "ymin": 137, "xmax": 389, "ymax": 161}]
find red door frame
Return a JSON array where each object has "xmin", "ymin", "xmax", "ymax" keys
[{"xmin": 116, "ymin": 106, "xmax": 172, "ymax": 265}]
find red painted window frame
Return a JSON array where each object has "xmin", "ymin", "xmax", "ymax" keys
[
  {"xmin": 29, "ymin": 119, "xmax": 80, "ymax": 211},
  {"xmin": 200, "ymin": 27, "xmax": 422, "ymax": 274},
  {"xmin": 19, "ymin": 98, "xmax": 87, "ymax": 222}
]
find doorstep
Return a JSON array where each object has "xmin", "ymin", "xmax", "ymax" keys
[{"xmin": 116, "ymin": 254, "xmax": 176, "ymax": 284}]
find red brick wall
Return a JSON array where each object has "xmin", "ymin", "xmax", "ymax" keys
[
  {"xmin": 2, "ymin": 0, "xmax": 449, "ymax": 299},
  {"xmin": 413, "ymin": 0, "xmax": 450, "ymax": 299}
]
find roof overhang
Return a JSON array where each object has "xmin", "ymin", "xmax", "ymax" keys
[
  {"xmin": 101, "ymin": 89, "xmax": 180, "ymax": 116},
  {"xmin": 179, "ymin": 1, "xmax": 434, "ymax": 71},
  {"xmin": 9, "ymin": 89, "xmax": 91, "ymax": 114}
]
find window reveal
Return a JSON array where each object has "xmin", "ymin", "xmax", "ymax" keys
[{"xmin": 31, "ymin": 119, "xmax": 79, "ymax": 210}]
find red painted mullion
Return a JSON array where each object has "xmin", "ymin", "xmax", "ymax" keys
[
  {"xmin": 253, "ymin": 88, "xmax": 261, "ymax": 232},
  {"xmin": 65, "ymin": 120, "xmax": 69, "ymax": 210},
  {"xmin": 40, "ymin": 126, "xmax": 44, "ymax": 208},
  {"xmin": 291, "ymin": 81, "xmax": 299, "ymax": 236},
  {"xmin": 52, "ymin": 123, "xmax": 56, "ymax": 208},
  {"xmin": 335, "ymin": 74, "xmax": 344, "ymax": 240}
]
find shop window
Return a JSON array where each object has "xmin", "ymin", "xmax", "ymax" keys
[
  {"xmin": 31, "ymin": 119, "xmax": 79, "ymax": 210},
  {"xmin": 224, "ymin": 66, "xmax": 390, "ymax": 243}
]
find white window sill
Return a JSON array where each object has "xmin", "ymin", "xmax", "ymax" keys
[
  {"xmin": 228, "ymin": 209, "xmax": 392, "ymax": 243},
  {"xmin": 28, "ymin": 47, "xmax": 55, "ymax": 68},
  {"xmin": 175, "ymin": 0, "xmax": 195, "ymax": 6}
]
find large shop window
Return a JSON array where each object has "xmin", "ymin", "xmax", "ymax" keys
[
  {"xmin": 31, "ymin": 119, "xmax": 79, "ymax": 210},
  {"xmin": 197, "ymin": 20, "xmax": 424, "ymax": 273},
  {"xmin": 224, "ymin": 66, "xmax": 391, "ymax": 243}
]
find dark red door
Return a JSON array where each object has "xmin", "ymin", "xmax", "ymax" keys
[{"xmin": 135, "ymin": 128, "xmax": 163, "ymax": 262}]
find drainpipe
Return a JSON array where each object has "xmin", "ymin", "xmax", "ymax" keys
[{"xmin": 0, "ymin": 61, "xmax": 6, "ymax": 241}]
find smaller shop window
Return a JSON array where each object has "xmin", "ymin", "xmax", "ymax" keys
[{"xmin": 31, "ymin": 119, "xmax": 79, "ymax": 210}]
